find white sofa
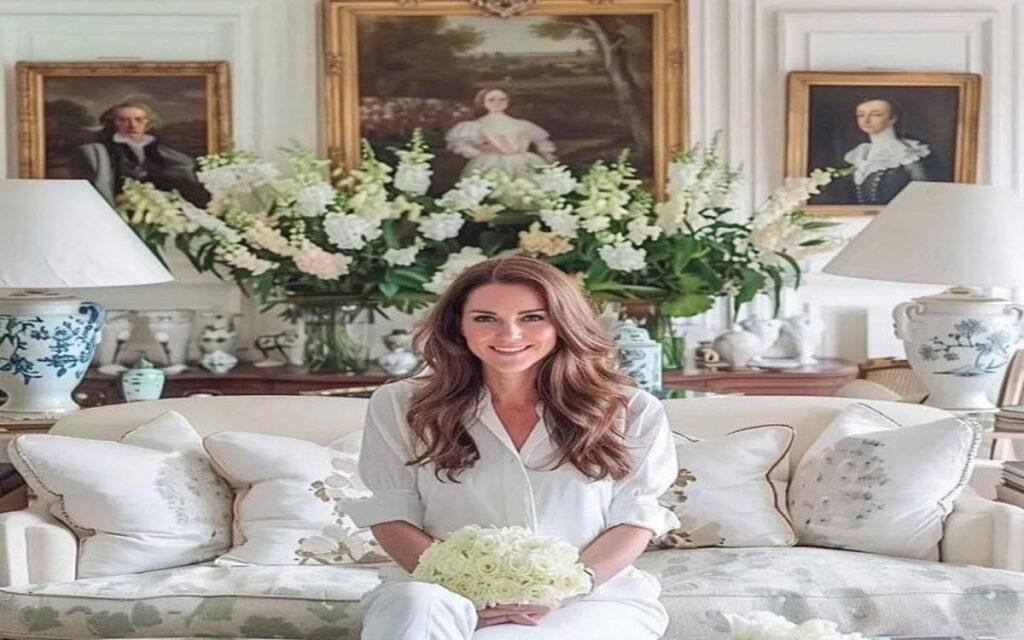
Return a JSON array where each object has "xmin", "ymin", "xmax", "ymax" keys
[{"xmin": 0, "ymin": 394, "xmax": 1022, "ymax": 640}]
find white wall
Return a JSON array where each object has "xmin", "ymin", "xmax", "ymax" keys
[{"xmin": 3, "ymin": 0, "xmax": 1022, "ymax": 361}]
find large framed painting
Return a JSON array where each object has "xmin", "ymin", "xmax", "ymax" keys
[
  {"xmin": 323, "ymin": 0, "xmax": 687, "ymax": 194},
  {"xmin": 17, "ymin": 61, "xmax": 231, "ymax": 207},
  {"xmin": 785, "ymin": 71, "xmax": 981, "ymax": 216}
]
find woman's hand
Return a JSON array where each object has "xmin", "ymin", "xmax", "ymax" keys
[{"xmin": 476, "ymin": 605, "xmax": 552, "ymax": 628}]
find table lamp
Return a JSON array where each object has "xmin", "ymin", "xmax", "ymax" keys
[
  {"xmin": 0, "ymin": 179, "xmax": 172, "ymax": 420},
  {"xmin": 824, "ymin": 182, "xmax": 1024, "ymax": 411}
]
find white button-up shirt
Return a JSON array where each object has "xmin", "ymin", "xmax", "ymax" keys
[{"xmin": 345, "ymin": 379, "xmax": 679, "ymax": 548}]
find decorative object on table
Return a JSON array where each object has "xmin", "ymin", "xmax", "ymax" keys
[
  {"xmin": 253, "ymin": 328, "xmax": 306, "ymax": 368},
  {"xmin": 323, "ymin": 0, "xmax": 685, "ymax": 194},
  {"xmin": 741, "ymin": 316, "xmax": 784, "ymax": 365},
  {"xmin": 782, "ymin": 306, "xmax": 826, "ymax": 365},
  {"xmin": 15, "ymin": 60, "xmax": 231, "ymax": 209},
  {"xmin": 119, "ymin": 358, "xmax": 166, "ymax": 402},
  {"xmin": 612, "ymin": 319, "xmax": 663, "ymax": 393},
  {"xmin": 694, "ymin": 341, "xmax": 722, "ymax": 368},
  {"xmin": 135, "ymin": 310, "xmax": 194, "ymax": 370},
  {"xmin": 411, "ymin": 525, "xmax": 591, "ymax": 608},
  {"xmin": 197, "ymin": 312, "xmax": 240, "ymax": 357},
  {"xmin": 377, "ymin": 329, "xmax": 419, "ymax": 376},
  {"xmin": 712, "ymin": 326, "xmax": 763, "ymax": 370},
  {"xmin": 0, "ymin": 180, "xmax": 172, "ymax": 420},
  {"xmin": 199, "ymin": 350, "xmax": 239, "ymax": 374},
  {"xmin": 785, "ymin": 71, "xmax": 981, "ymax": 217},
  {"xmin": 725, "ymin": 610, "xmax": 865, "ymax": 640},
  {"xmin": 92, "ymin": 309, "xmax": 134, "ymax": 370},
  {"xmin": 825, "ymin": 183, "xmax": 1024, "ymax": 411}
]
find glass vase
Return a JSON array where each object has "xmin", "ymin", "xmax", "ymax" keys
[
  {"xmin": 618, "ymin": 300, "xmax": 684, "ymax": 371},
  {"xmin": 293, "ymin": 299, "xmax": 371, "ymax": 374}
]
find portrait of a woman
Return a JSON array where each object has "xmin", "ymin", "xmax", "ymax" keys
[
  {"xmin": 841, "ymin": 98, "xmax": 934, "ymax": 206},
  {"xmin": 446, "ymin": 88, "xmax": 557, "ymax": 179}
]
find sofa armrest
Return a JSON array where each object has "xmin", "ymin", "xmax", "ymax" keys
[
  {"xmin": 942, "ymin": 494, "xmax": 1024, "ymax": 572},
  {"xmin": 0, "ymin": 507, "xmax": 77, "ymax": 586}
]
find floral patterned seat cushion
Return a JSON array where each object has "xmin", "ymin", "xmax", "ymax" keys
[
  {"xmin": 0, "ymin": 563, "xmax": 378, "ymax": 640},
  {"xmin": 639, "ymin": 547, "xmax": 1024, "ymax": 640},
  {"xmin": 1, "ymin": 549, "xmax": 1023, "ymax": 639}
]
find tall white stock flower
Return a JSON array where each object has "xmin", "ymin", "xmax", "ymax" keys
[
  {"xmin": 293, "ymin": 182, "xmax": 338, "ymax": 218},
  {"xmin": 626, "ymin": 216, "xmax": 662, "ymax": 245},
  {"xmin": 539, "ymin": 206, "xmax": 579, "ymax": 238},
  {"xmin": 419, "ymin": 212, "xmax": 465, "ymax": 242},
  {"xmin": 532, "ymin": 164, "xmax": 578, "ymax": 196},
  {"xmin": 383, "ymin": 243, "xmax": 422, "ymax": 267},
  {"xmin": 518, "ymin": 223, "xmax": 573, "ymax": 257},
  {"xmin": 394, "ymin": 162, "xmax": 433, "ymax": 196},
  {"xmin": 198, "ymin": 157, "xmax": 281, "ymax": 198},
  {"xmin": 245, "ymin": 221, "xmax": 298, "ymax": 257},
  {"xmin": 215, "ymin": 244, "xmax": 276, "ymax": 276},
  {"xmin": 598, "ymin": 241, "xmax": 647, "ymax": 272},
  {"xmin": 324, "ymin": 213, "xmax": 382, "ymax": 251},
  {"xmin": 439, "ymin": 174, "xmax": 494, "ymax": 211},
  {"xmin": 423, "ymin": 247, "xmax": 487, "ymax": 294}
]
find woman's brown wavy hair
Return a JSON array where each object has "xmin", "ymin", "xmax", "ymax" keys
[{"xmin": 407, "ymin": 256, "xmax": 635, "ymax": 482}]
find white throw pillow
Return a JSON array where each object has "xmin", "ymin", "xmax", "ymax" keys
[
  {"xmin": 788, "ymin": 403, "xmax": 980, "ymax": 560},
  {"xmin": 8, "ymin": 411, "xmax": 233, "ymax": 578},
  {"xmin": 652, "ymin": 425, "xmax": 797, "ymax": 549},
  {"xmin": 203, "ymin": 431, "xmax": 388, "ymax": 566}
]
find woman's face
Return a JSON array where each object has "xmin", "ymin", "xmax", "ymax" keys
[
  {"xmin": 855, "ymin": 100, "xmax": 896, "ymax": 135},
  {"xmin": 482, "ymin": 90, "xmax": 509, "ymax": 113},
  {"xmin": 460, "ymin": 283, "xmax": 558, "ymax": 377}
]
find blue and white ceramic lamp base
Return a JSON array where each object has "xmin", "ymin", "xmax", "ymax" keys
[
  {"xmin": 0, "ymin": 294, "xmax": 104, "ymax": 420},
  {"xmin": 895, "ymin": 287, "xmax": 1024, "ymax": 411}
]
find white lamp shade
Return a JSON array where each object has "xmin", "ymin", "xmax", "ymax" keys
[
  {"xmin": 0, "ymin": 179, "xmax": 172, "ymax": 288},
  {"xmin": 824, "ymin": 182, "xmax": 1024, "ymax": 288}
]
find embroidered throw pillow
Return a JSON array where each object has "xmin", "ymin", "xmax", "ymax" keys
[
  {"xmin": 652, "ymin": 425, "xmax": 797, "ymax": 549},
  {"xmin": 204, "ymin": 431, "xmax": 388, "ymax": 566},
  {"xmin": 8, "ymin": 411, "xmax": 233, "ymax": 578},
  {"xmin": 788, "ymin": 403, "xmax": 980, "ymax": 560}
]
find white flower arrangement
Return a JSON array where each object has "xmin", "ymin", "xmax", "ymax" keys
[
  {"xmin": 726, "ymin": 611, "xmax": 867, "ymax": 640},
  {"xmin": 411, "ymin": 525, "xmax": 592, "ymax": 609},
  {"xmin": 117, "ymin": 129, "xmax": 842, "ymax": 318}
]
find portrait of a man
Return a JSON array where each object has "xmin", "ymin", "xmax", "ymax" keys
[
  {"xmin": 785, "ymin": 72, "xmax": 980, "ymax": 215},
  {"xmin": 17, "ymin": 61, "xmax": 231, "ymax": 208},
  {"xmin": 71, "ymin": 100, "xmax": 210, "ymax": 207}
]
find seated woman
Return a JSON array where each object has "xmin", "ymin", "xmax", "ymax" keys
[
  {"xmin": 446, "ymin": 89, "xmax": 557, "ymax": 179},
  {"xmin": 347, "ymin": 256, "xmax": 679, "ymax": 639}
]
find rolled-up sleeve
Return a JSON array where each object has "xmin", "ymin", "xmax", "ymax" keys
[
  {"xmin": 340, "ymin": 384, "xmax": 425, "ymax": 529},
  {"xmin": 606, "ymin": 391, "xmax": 680, "ymax": 537}
]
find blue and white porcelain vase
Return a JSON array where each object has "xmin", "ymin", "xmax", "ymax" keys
[
  {"xmin": 0, "ymin": 298, "xmax": 104, "ymax": 419},
  {"xmin": 121, "ymin": 358, "xmax": 166, "ymax": 402},
  {"xmin": 612, "ymin": 320, "xmax": 662, "ymax": 393},
  {"xmin": 895, "ymin": 289, "xmax": 1024, "ymax": 410}
]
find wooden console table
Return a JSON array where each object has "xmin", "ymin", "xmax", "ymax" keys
[{"xmin": 75, "ymin": 358, "xmax": 857, "ymax": 405}]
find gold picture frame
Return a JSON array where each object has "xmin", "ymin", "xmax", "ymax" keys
[
  {"xmin": 785, "ymin": 71, "xmax": 981, "ymax": 216},
  {"xmin": 323, "ymin": 0, "xmax": 687, "ymax": 194},
  {"xmin": 17, "ymin": 61, "xmax": 231, "ymax": 186}
]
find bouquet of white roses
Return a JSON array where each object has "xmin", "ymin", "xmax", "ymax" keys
[
  {"xmin": 411, "ymin": 525, "xmax": 592, "ymax": 609},
  {"xmin": 727, "ymin": 611, "xmax": 867, "ymax": 640}
]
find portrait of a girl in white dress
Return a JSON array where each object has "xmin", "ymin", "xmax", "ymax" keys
[{"xmin": 446, "ymin": 88, "xmax": 557, "ymax": 179}]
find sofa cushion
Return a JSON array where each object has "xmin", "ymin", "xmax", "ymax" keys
[
  {"xmin": 788, "ymin": 403, "xmax": 980, "ymax": 561},
  {"xmin": 0, "ymin": 549, "xmax": 1021, "ymax": 639},
  {"xmin": 0, "ymin": 563, "xmax": 375, "ymax": 640},
  {"xmin": 652, "ymin": 426, "xmax": 796, "ymax": 549},
  {"xmin": 638, "ymin": 547, "xmax": 1024, "ymax": 640},
  {"xmin": 204, "ymin": 431, "xmax": 388, "ymax": 566},
  {"xmin": 7, "ymin": 411, "xmax": 233, "ymax": 578}
]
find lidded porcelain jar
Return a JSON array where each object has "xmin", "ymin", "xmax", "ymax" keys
[{"xmin": 612, "ymin": 320, "xmax": 662, "ymax": 393}]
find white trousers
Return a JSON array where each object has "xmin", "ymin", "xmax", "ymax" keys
[{"xmin": 360, "ymin": 568, "xmax": 668, "ymax": 640}]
